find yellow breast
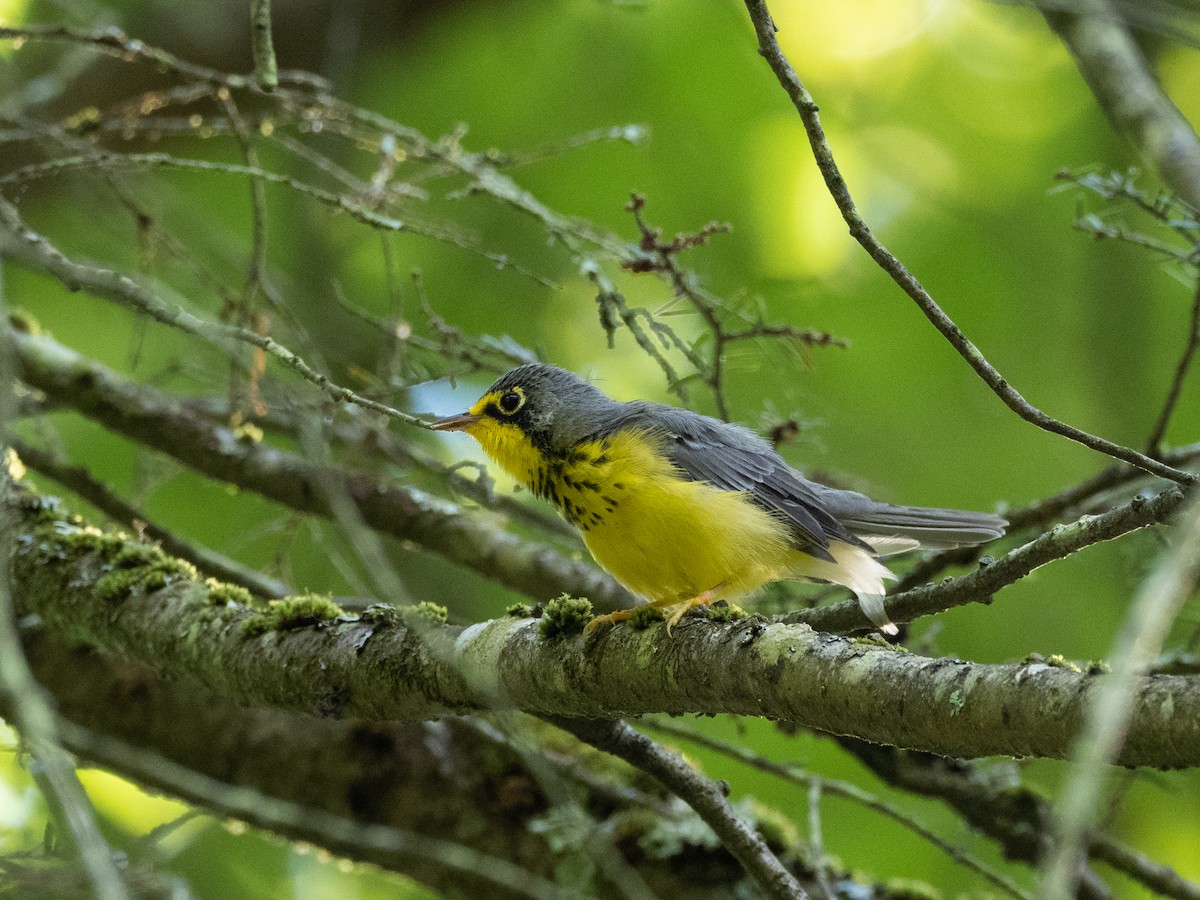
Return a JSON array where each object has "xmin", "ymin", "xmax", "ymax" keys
[{"xmin": 466, "ymin": 418, "xmax": 797, "ymax": 603}]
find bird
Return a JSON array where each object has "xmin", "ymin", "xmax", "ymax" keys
[{"xmin": 431, "ymin": 363, "xmax": 1006, "ymax": 634}]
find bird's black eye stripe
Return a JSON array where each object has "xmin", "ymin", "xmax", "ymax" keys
[{"xmin": 495, "ymin": 387, "xmax": 526, "ymax": 416}]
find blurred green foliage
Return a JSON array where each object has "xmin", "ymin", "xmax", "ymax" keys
[{"xmin": 2, "ymin": 0, "xmax": 1199, "ymax": 896}]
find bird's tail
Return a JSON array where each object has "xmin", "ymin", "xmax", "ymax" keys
[
  {"xmin": 803, "ymin": 487, "xmax": 1006, "ymax": 635},
  {"xmin": 819, "ymin": 489, "xmax": 1008, "ymax": 549}
]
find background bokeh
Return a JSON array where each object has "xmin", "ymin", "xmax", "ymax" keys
[{"xmin": 2, "ymin": 0, "xmax": 1198, "ymax": 896}]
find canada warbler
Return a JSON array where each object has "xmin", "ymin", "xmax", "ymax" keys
[{"xmin": 432, "ymin": 363, "xmax": 1006, "ymax": 633}]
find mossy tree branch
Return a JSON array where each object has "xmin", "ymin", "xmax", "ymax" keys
[{"xmin": 5, "ymin": 472, "xmax": 1199, "ymax": 768}]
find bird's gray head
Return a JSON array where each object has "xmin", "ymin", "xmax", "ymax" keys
[{"xmin": 432, "ymin": 363, "xmax": 619, "ymax": 453}]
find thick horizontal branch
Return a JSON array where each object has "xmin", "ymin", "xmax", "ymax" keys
[
  {"xmin": 4, "ymin": 324, "xmax": 631, "ymax": 611},
  {"xmin": 6, "ymin": 475, "xmax": 1198, "ymax": 767}
]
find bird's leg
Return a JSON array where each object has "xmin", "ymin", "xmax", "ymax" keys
[
  {"xmin": 663, "ymin": 588, "xmax": 720, "ymax": 634},
  {"xmin": 584, "ymin": 608, "xmax": 635, "ymax": 632},
  {"xmin": 586, "ymin": 586, "xmax": 725, "ymax": 634}
]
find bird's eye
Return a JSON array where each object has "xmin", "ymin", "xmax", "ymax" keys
[{"xmin": 497, "ymin": 388, "xmax": 525, "ymax": 416}]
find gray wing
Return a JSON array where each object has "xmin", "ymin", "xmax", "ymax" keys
[{"xmin": 607, "ymin": 403, "xmax": 863, "ymax": 561}]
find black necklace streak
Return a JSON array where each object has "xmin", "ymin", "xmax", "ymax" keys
[{"xmin": 530, "ymin": 438, "xmax": 622, "ymax": 533}]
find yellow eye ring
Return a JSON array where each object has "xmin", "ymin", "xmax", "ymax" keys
[{"xmin": 496, "ymin": 386, "xmax": 526, "ymax": 416}]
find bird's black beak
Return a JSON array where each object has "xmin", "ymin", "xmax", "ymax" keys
[{"xmin": 430, "ymin": 412, "xmax": 479, "ymax": 432}]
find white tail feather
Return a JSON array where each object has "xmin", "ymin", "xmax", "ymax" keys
[{"xmin": 798, "ymin": 541, "xmax": 899, "ymax": 635}]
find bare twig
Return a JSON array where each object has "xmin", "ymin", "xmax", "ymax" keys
[
  {"xmin": 554, "ymin": 718, "xmax": 808, "ymax": 900},
  {"xmin": 645, "ymin": 720, "xmax": 1033, "ymax": 900},
  {"xmin": 838, "ymin": 738, "xmax": 1121, "ymax": 899},
  {"xmin": 806, "ymin": 779, "xmax": 836, "ymax": 900},
  {"xmin": 894, "ymin": 439, "xmax": 1200, "ymax": 592},
  {"xmin": 0, "ymin": 197, "xmax": 431, "ymax": 430},
  {"xmin": 1089, "ymin": 839, "xmax": 1200, "ymax": 900},
  {"xmin": 740, "ymin": 0, "xmax": 1195, "ymax": 486},
  {"xmin": 0, "ymin": 153, "xmax": 552, "ymax": 285},
  {"xmin": 216, "ymin": 89, "xmax": 271, "ymax": 421},
  {"xmin": 620, "ymin": 194, "xmax": 845, "ymax": 418}
]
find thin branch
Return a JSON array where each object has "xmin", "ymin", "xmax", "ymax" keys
[
  {"xmin": 556, "ymin": 718, "xmax": 808, "ymax": 900},
  {"xmin": 1041, "ymin": 495, "xmax": 1200, "ymax": 899},
  {"xmin": 894, "ymin": 441, "xmax": 1200, "ymax": 594},
  {"xmin": 838, "ymin": 738, "xmax": 1123, "ymax": 900},
  {"xmin": 791, "ymin": 487, "xmax": 1188, "ymax": 633},
  {"xmin": 0, "ymin": 153, "xmax": 553, "ymax": 287},
  {"xmin": 806, "ymin": 778, "xmax": 835, "ymax": 900},
  {"xmin": 216, "ymin": 88, "xmax": 271, "ymax": 421},
  {"xmin": 619, "ymin": 194, "xmax": 846, "ymax": 419},
  {"xmin": 0, "ymin": 24, "xmax": 309, "ymax": 91},
  {"xmin": 0, "ymin": 113, "xmax": 248, "ymax": 315},
  {"xmin": 1089, "ymin": 839, "xmax": 1200, "ymax": 900},
  {"xmin": 249, "ymin": 0, "xmax": 278, "ymax": 91},
  {"xmin": 740, "ymin": 0, "xmax": 1195, "ymax": 486},
  {"xmin": 645, "ymin": 720, "xmax": 1031, "ymax": 900},
  {"xmin": 0, "ymin": 24, "xmax": 619, "ymax": 267},
  {"xmin": 1055, "ymin": 169, "xmax": 1200, "ymax": 247},
  {"xmin": 0, "ymin": 197, "xmax": 435, "ymax": 431}
]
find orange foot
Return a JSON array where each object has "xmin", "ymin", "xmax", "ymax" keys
[
  {"xmin": 664, "ymin": 589, "xmax": 719, "ymax": 634},
  {"xmin": 584, "ymin": 608, "xmax": 634, "ymax": 633}
]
